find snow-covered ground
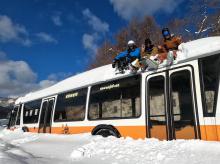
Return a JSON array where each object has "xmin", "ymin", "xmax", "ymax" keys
[{"xmin": 0, "ymin": 128, "xmax": 220, "ymax": 164}]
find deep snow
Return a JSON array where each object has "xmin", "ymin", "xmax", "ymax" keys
[{"xmin": 0, "ymin": 128, "xmax": 220, "ymax": 164}]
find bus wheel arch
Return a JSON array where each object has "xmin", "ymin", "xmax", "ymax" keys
[{"xmin": 92, "ymin": 124, "xmax": 121, "ymax": 138}]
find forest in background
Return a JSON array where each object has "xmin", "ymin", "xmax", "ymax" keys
[{"xmin": 89, "ymin": 0, "xmax": 220, "ymax": 69}]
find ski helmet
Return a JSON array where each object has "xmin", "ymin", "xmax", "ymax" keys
[
  {"xmin": 128, "ymin": 40, "xmax": 135, "ymax": 46},
  {"xmin": 162, "ymin": 28, "xmax": 171, "ymax": 39}
]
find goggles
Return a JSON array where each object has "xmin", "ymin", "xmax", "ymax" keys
[
  {"xmin": 128, "ymin": 44, "xmax": 134, "ymax": 48},
  {"xmin": 163, "ymin": 30, "xmax": 170, "ymax": 37}
]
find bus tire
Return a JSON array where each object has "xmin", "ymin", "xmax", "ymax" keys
[
  {"xmin": 22, "ymin": 126, "xmax": 29, "ymax": 132},
  {"xmin": 92, "ymin": 125, "xmax": 121, "ymax": 138}
]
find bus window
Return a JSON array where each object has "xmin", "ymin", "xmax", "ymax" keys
[
  {"xmin": 54, "ymin": 88, "xmax": 87, "ymax": 122},
  {"xmin": 88, "ymin": 75, "xmax": 141, "ymax": 120},
  {"xmin": 23, "ymin": 99, "xmax": 41, "ymax": 124},
  {"xmin": 199, "ymin": 54, "xmax": 220, "ymax": 117}
]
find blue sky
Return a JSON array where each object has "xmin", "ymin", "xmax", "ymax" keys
[{"xmin": 0, "ymin": 0, "xmax": 189, "ymax": 97}]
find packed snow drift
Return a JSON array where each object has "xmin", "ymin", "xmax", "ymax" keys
[{"xmin": 1, "ymin": 128, "xmax": 220, "ymax": 164}]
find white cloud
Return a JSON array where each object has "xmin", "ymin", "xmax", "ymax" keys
[
  {"xmin": 35, "ymin": 32, "xmax": 58, "ymax": 44},
  {"xmin": 82, "ymin": 33, "xmax": 98, "ymax": 55},
  {"xmin": 0, "ymin": 59, "xmax": 37, "ymax": 97},
  {"xmin": 109, "ymin": 0, "xmax": 183, "ymax": 20},
  {"xmin": 47, "ymin": 72, "xmax": 72, "ymax": 81},
  {"xmin": 82, "ymin": 8, "xmax": 109, "ymax": 55},
  {"xmin": 38, "ymin": 79, "xmax": 57, "ymax": 89},
  {"xmin": 82, "ymin": 8, "xmax": 109, "ymax": 33},
  {"xmin": 51, "ymin": 15, "xmax": 62, "ymax": 26},
  {"xmin": 0, "ymin": 51, "xmax": 72, "ymax": 97},
  {"xmin": 0, "ymin": 15, "xmax": 31, "ymax": 46}
]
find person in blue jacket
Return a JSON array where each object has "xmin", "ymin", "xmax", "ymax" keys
[{"xmin": 112, "ymin": 40, "xmax": 141, "ymax": 71}]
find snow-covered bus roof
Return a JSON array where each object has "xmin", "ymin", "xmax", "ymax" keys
[
  {"xmin": 15, "ymin": 64, "xmax": 131, "ymax": 104},
  {"xmin": 15, "ymin": 36, "xmax": 220, "ymax": 104},
  {"xmin": 177, "ymin": 36, "xmax": 220, "ymax": 61}
]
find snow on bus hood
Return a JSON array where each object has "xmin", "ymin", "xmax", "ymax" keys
[{"xmin": 177, "ymin": 36, "xmax": 220, "ymax": 61}]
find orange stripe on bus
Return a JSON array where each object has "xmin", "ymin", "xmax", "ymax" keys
[
  {"xmin": 51, "ymin": 126, "xmax": 146, "ymax": 139},
  {"xmin": 25, "ymin": 125, "xmax": 220, "ymax": 141},
  {"xmin": 28, "ymin": 127, "xmax": 38, "ymax": 133},
  {"xmin": 116, "ymin": 126, "xmax": 146, "ymax": 139},
  {"xmin": 150, "ymin": 125, "xmax": 166, "ymax": 140},
  {"xmin": 200, "ymin": 125, "xmax": 219, "ymax": 141},
  {"xmin": 51, "ymin": 126, "xmax": 94, "ymax": 135},
  {"xmin": 28, "ymin": 126, "xmax": 147, "ymax": 139}
]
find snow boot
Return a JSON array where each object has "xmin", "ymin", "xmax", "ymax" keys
[
  {"xmin": 139, "ymin": 57, "xmax": 149, "ymax": 72},
  {"xmin": 144, "ymin": 56, "xmax": 159, "ymax": 70},
  {"xmin": 129, "ymin": 59, "xmax": 139, "ymax": 73},
  {"xmin": 129, "ymin": 63, "xmax": 138, "ymax": 74},
  {"xmin": 167, "ymin": 51, "xmax": 174, "ymax": 66}
]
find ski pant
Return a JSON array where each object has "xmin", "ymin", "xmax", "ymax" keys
[{"xmin": 157, "ymin": 51, "xmax": 177, "ymax": 63}]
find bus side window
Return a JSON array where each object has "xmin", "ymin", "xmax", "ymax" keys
[
  {"xmin": 54, "ymin": 88, "xmax": 87, "ymax": 122},
  {"xmin": 88, "ymin": 75, "xmax": 141, "ymax": 120},
  {"xmin": 23, "ymin": 100, "xmax": 41, "ymax": 124},
  {"xmin": 199, "ymin": 54, "xmax": 220, "ymax": 117}
]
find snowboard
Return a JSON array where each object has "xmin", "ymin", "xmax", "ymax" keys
[{"xmin": 140, "ymin": 57, "xmax": 159, "ymax": 71}]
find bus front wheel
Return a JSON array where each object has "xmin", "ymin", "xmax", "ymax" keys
[{"xmin": 92, "ymin": 125, "xmax": 121, "ymax": 138}]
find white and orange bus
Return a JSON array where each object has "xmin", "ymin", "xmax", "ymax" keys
[{"xmin": 8, "ymin": 37, "xmax": 220, "ymax": 141}]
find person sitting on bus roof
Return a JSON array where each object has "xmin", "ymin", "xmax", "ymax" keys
[
  {"xmin": 112, "ymin": 40, "xmax": 141, "ymax": 72},
  {"xmin": 158, "ymin": 28, "xmax": 183, "ymax": 65},
  {"xmin": 139, "ymin": 38, "xmax": 160, "ymax": 70},
  {"xmin": 141, "ymin": 38, "xmax": 159, "ymax": 58},
  {"xmin": 162, "ymin": 27, "xmax": 182, "ymax": 51}
]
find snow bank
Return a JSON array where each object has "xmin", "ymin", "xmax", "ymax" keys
[
  {"xmin": 0, "ymin": 128, "xmax": 23, "ymax": 138},
  {"xmin": 71, "ymin": 136, "xmax": 220, "ymax": 164},
  {"xmin": 0, "ymin": 128, "xmax": 39, "ymax": 146},
  {"xmin": 1, "ymin": 128, "xmax": 220, "ymax": 164}
]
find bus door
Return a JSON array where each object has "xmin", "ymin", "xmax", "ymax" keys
[
  {"xmin": 146, "ymin": 72, "xmax": 168, "ymax": 140},
  {"xmin": 146, "ymin": 66, "xmax": 199, "ymax": 140},
  {"xmin": 169, "ymin": 67, "xmax": 199, "ymax": 139},
  {"xmin": 39, "ymin": 98, "xmax": 55, "ymax": 133},
  {"xmin": 8, "ymin": 105, "xmax": 20, "ymax": 128},
  {"xmin": 198, "ymin": 54, "xmax": 220, "ymax": 141}
]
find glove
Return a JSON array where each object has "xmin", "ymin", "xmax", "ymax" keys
[{"xmin": 112, "ymin": 60, "xmax": 117, "ymax": 68}]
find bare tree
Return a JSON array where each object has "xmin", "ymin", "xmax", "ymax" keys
[
  {"xmin": 182, "ymin": 0, "xmax": 220, "ymax": 39},
  {"xmin": 88, "ymin": 40, "xmax": 114, "ymax": 69}
]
